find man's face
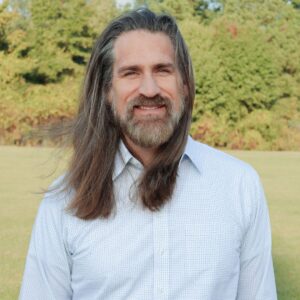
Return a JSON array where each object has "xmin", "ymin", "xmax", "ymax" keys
[{"xmin": 109, "ymin": 30, "xmax": 185, "ymax": 148}]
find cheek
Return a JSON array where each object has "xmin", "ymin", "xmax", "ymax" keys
[
  {"xmin": 114, "ymin": 78, "xmax": 139, "ymax": 96},
  {"xmin": 111, "ymin": 84, "xmax": 137, "ymax": 110},
  {"xmin": 109, "ymin": 89, "xmax": 123, "ymax": 114},
  {"xmin": 171, "ymin": 83, "xmax": 185, "ymax": 110},
  {"xmin": 161, "ymin": 77, "xmax": 183, "ymax": 97},
  {"xmin": 111, "ymin": 96, "xmax": 132, "ymax": 119}
]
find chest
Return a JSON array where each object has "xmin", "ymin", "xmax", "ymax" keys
[{"xmin": 65, "ymin": 178, "xmax": 243, "ymax": 299}]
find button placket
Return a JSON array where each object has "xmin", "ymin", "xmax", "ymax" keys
[{"xmin": 153, "ymin": 206, "xmax": 169, "ymax": 300}]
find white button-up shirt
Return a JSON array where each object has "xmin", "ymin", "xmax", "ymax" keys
[{"xmin": 19, "ymin": 137, "xmax": 277, "ymax": 299}]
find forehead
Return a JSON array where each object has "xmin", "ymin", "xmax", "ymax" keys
[{"xmin": 113, "ymin": 30, "xmax": 175, "ymax": 68}]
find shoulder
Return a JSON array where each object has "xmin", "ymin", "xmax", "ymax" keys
[
  {"xmin": 186, "ymin": 137, "xmax": 259, "ymax": 180},
  {"xmin": 38, "ymin": 174, "xmax": 73, "ymax": 220},
  {"xmin": 185, "ymin": 138, "xmax": 267, "ymax": 232}
]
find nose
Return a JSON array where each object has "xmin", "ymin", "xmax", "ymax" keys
[{"xmin": 138, "ymin": 74, "xmax": 160, "ymax": 98}]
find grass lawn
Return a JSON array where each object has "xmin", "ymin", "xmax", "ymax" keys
[{"xmin": 0, "ymin": 146, "xmax": 299, "ymax": 299}]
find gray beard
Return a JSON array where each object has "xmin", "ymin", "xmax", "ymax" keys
[{"xmin": 112, "ymin": 95, "xmax": 184, "ymax": 148}]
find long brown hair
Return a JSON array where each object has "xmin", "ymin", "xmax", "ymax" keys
[{"xmin": 59, "ymin": 8, "xmax": 195, "ymax": 219}]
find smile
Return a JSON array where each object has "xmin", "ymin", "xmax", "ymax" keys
[
  {"xmin": 133, "ymin": 105, "xmax": 166, "ymax": 117},
  {"xmin": 135, "ymin": 105, "xmax": 165, "ymax": 110}
]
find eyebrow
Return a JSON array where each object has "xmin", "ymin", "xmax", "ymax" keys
[{"xmin": 117, "ymin": 63, "xmax": 175, "ymax": 75}]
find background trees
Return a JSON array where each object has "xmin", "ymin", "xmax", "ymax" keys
[{"xmin": 0, "ymin": 0, "xmax": 299, "ymax": 149}]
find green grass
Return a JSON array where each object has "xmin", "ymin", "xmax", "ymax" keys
[
  {"xmin": 0, "ymin": 146, "xmax": 68, "ymax": 300},
  {"xmin": 0, "ymin": 147, "xmax": 299, "ymax": 299}
]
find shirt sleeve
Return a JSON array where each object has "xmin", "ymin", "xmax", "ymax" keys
[
  {"xmin": 236, "ymin": 169, "xmax": 277, "ymax": 300},
  {"xmin": 19, "ymin": 189, "xmax": 72, "ymax": 300}
]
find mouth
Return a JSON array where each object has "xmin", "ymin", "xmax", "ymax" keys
[
  {"xmin": 134, "ymin": 104, "xmax": 165, "ymax": 110},
  {"xmin": 133, "ymin": 104, "xmax": 167, "ymax": 118}
]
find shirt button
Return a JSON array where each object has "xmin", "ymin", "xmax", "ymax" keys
[
  {"xmin": 160, "ymin": 248, "xmax": 165, "ymax": 255},
  {"xmin": 159, "ymin": 287, "xmax": 165, "ymax": 295}
]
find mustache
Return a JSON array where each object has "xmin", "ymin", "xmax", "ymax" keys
[{"xmin": 126, "ymin": 95, "xmax": 172, "ymax": 111}]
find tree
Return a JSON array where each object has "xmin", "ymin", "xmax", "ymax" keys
[
  {"xmin": 18, "ymin": 0, "xmax": 95, "ymax": 83},
  {"xmin": 135, "ymin": 0, "xmax": 221, "ymax": 22}
]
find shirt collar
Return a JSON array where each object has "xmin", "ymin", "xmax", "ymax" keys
[
  {"xmin": 113, "ymin": 140, "xmax": 132, "ymax": 181},
  {"xmin": 113, "ymin": 140, "xmax": 142, "ymax": 181},
  {"xmin": 113, "ymin": 135, "xmax": 202, "ymax": 181},
  {"xmin": 180, "ymin": 135, "xmax": 202, "ymax": 174}
]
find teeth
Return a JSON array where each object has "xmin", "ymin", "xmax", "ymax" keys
[{"xmin": 139, "ymin": 106, "xmax": 160, "ymax": 110}]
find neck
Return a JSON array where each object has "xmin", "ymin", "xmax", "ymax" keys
[{"xmin": 122, "ymin": 136, "xmax": 157, "ymax": 167}]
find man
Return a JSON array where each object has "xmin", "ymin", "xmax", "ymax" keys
[{"xmin": 19, "ymin": 8, "xmax": 277, "ymax": 300}]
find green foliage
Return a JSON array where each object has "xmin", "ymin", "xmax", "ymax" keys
[
  {"xmin": 141, "ymin": 0, "xmax": 221, "ymax": 22},
  {"xmin": 0, "ymin": 0, "xmax": 300, "ymax": 149},
  {"xmin": 190, "ymin": 113, "xmax": 231, "ymax": 147},
  {"xmin": 0, "ymin": 77, "xmax": 80, "ymax": 145},
  {"xmin": 0, "ymin": 0, "xmax": 118, "ymax": 145},
  {"xmin": 190, "ymin": 18, "xmax": 281, "ymax": 122},
  {"xmin": 187, "ymin": 0, "xmax": 300, "ymax": 149},
  {"xmin": 144, "ymin": 0, "xmax": 195, "ymax": 20},
  {"xmin": 17, "ymin": 0, "xmax": 95, "ymax": 83}
]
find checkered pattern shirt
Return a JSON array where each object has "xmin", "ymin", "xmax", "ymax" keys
[{"xmin": 19, "ymin": 136, "xmax": 277, "ymax": 299}]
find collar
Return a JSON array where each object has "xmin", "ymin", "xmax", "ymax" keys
[
  {"xmin": 113, "ymin": 135, "xmax": 202, "ymax": 181},
  {"xmin": 113, "ymin": 140, "xmax": 141, "ymax": 181},
  {"xmin": 180, "ymin": 135, "xmax": 202, "ymax": 174}
]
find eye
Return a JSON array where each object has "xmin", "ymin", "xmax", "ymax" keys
[
  {"xmin": 122, "ymin": 70, "xmax": 139, "ymax": 78},
  {"xmin": 157, "ymin": 68, "xmax": 172, "ymax": 75},
  {"xmin": 124, "ymin": 71, "xmax": 135, "ymax": 76}
]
